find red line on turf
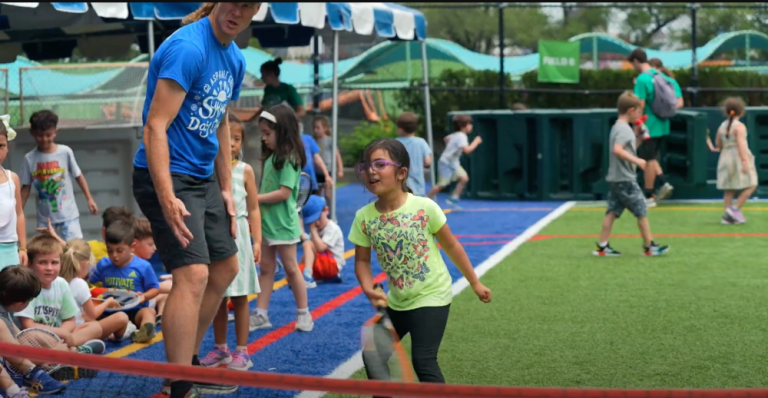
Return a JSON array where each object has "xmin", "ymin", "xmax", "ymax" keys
[
  {"xmin": 146, "ymin": 272, "xmax": 390, "ymax": 397},
  {"xmin": 530, "ymin": 232, "xmax": 768, "ymax": 241},
  {"xmin": 456, "ymin": 234, "xmax": 519, "ymax": 238}
]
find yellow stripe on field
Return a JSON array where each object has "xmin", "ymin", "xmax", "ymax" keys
[{"xmin": 109, "ymin": 249, "xmax": 357, "ymax": 359}]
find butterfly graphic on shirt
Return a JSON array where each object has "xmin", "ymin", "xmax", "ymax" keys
[{"xmin": 411, "ymin": 210, "xmax": 429, "ymax": 229}]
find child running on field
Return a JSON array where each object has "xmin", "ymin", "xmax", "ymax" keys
[
  {"xmin": 89, "ymin": 220, "xmax": 160, "ymax": 343},
  {"xmin": 250, "ymin": 105, "xmax": 314, "ymax": 333},
  {"xmin": 593, "ymin": 92, "xmax": 669, "ymax": 257},
  {"xmin": 349, "ymin": 138, "xmax": 491, "ymax": 386},
  {"xmin": 200, "ymin": 114, "xmax": 262, "ymax": 371},
  {"xmin": 427, "ymin": 114, "xmax": 482, "ymax": 207},
  {"xmin": 395, "ymin": 112, "xmax": 432, "ymax": 197},
  {"xmin": 707, "ymin": 97, "xmax": 759, "ymax": 224}
]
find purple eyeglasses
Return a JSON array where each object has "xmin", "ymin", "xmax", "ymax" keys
[{"xmin": 357, "ymin": 159, "xmax": 401, "ymax": 174}]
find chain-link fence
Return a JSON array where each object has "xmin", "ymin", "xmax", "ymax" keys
[
  {"xmin": 0, "ymin": 68, "xmax": 8, "ymax": 116},
  {"xmin": 16, "ymin": 63, "xmax": 149, "ymax": 128}
]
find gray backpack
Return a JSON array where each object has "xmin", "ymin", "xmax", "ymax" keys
[{"xmin": 645, "ymin": 70, "xmax": 678, "ymax": 119}]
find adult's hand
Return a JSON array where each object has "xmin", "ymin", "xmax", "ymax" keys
[
  {"xmin": 221, "ymin": 191, "xmax": 237, "ymax": 238},
  {"xmin": 161, "ymin": 196, "xmax": 193, "ymax": 247}
]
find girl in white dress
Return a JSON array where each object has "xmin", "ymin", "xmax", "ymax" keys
[
  {"xmin": 708, "ymin": 97, "xmax": 758, "ymax": 224},
  {"xmin": 199, "ymin": 115, "xmax": 262, "ymax": 371}
]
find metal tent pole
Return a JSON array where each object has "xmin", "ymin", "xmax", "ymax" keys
[
  {"xmin": 498, "ymin": 3, "xmax": 506, "ymax": 108},
  {"xmin": 312, "ymin": 31, "xmax": 321, "ymax": 112},
  {"xmin": 420, "ymin": 40, "xmax": 435, "ymax": 188},
  {"xmin": 148, "ymin": 21, "xmax": 155, "ymax": 59},
  {"xmin": 690, "ymin": 3, "xmax": 699, "ymax": 106},
  {"xmin": 330, "ymin": 31, "xmax": 340, "ymax": 222}
]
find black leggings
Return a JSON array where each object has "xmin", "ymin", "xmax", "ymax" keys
[{"xmin": 364, "ymin": 304, "xmax": 451, "ymax": 395}]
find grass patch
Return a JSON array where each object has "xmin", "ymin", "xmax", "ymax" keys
[{"xmin": 325, "ymin": 202, "xmax": 768, "ymax": 397}]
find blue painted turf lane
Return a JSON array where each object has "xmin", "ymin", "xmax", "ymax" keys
[{"xmin": 57, "ymin": 186, "xmax": 561, "ymax": 397}]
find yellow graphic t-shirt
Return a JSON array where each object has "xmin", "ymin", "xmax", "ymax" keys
[{"xmin": 348, "ymin": 194, "xmax": 452, "ymax": 311}]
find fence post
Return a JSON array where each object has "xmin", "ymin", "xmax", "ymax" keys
[
  {"xmin": 690, "ymin": 3, "xmax": 699, "ymax": 106},
  {"xmin": 18, "ymin": 68, "xmax": 24, "ymax": 125}
]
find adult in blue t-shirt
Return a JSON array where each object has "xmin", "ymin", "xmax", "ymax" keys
[{"xmin": 130, "ymin": 3, "xmax": 260, "ymax": 396}]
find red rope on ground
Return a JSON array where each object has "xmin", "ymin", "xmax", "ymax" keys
[{"xmin": 1, "ymin": 343, "xmax": 766, "ymax": 398}]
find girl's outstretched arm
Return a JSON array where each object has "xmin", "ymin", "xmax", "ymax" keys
[
  {"xmin": 434, "ymin": 223, "xmax": 492, "ymax": 303},
  {"xmin": 354, "ymin": 245, "xmax": 386, "ymax": 305}
]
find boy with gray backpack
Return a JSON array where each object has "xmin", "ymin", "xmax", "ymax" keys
[{"xmin": 628, "ymin": 48, "xmax": 683, "ymax": 207}]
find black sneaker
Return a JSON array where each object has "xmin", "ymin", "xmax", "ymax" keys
[
  {"xmin": 50, "ymin": 366, "xmax": 99, "ymax": 381},
  {"xmin": 644, "ymin": 241, "xmax": 669, "ymax": 256},
  {"xmin": 592, "ymin": 242, "xmax": 621, "ymax": 257}
]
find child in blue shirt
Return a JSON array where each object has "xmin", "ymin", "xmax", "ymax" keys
[
  {"xmin": 90, "ymin": 219, "xmax": 160, "ymax": 343},
  {"xmin": 395, "ymin": 112, "xmax": 432, "ymax": 196}
]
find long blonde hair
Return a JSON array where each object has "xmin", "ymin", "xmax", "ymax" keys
[
  {"xmin": 60, "ymin": 239, "xmax": 94, "ymax": 283},
  {"xmin": 182, "ymin": 2, "xmax": 215, "ymax": 25}
]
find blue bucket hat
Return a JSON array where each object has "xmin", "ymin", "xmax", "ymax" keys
[{"xmin": 302, "ymin": 195, "xmax": 326, "ymax": 225}]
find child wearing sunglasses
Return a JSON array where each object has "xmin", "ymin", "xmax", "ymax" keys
[{"xmin": 349, "ymin": 138, "xmax": 491, "ymax": 388}]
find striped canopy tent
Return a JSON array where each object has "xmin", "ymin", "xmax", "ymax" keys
[{"xmin": 0, "ymin": 2, "xmax": 431, "ymax": 218}]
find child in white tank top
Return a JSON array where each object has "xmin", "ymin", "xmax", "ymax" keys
[{"xmin": 0, "ymin": 116, "xmax": 25, "ymax": 270}]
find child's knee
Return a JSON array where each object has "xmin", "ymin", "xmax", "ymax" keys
[
  {"xmin": 458, "ymin": 175, "xmax": 469, "ymax": 184},
  {"xmin": 112, "ymin": 311, "xmax": 130, "ymax": 325}
]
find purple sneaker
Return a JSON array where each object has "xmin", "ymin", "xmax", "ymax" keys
[
  {"xmin": 726, "ymin": 207, "xmax": 746, "ymax": 224},
  {"xmin": 199, "ymin": 347, "xmax": 232, "ymax": 367},
  {"xmin": 227, "ymin": 351, "xmax": 253, "ymax": 371}
]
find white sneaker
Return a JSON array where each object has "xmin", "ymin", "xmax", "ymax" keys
[
  {"xmin": 295, "ymin": 312, "xmax": 314, "ymax": 332},
  {"xmin": 645, "ymin": 197, "xmax": 657, "ymax": 208},
  {"xmin": 656, "ymin": 183, "xmax": 674, "ymax": 201},
  {"xmin": 248, "ymin": 313, "xmax": 272, "ymax": 331},
  {"xmin": 109, "ymin": 322, "xmax": 137, "ymax": 342}
]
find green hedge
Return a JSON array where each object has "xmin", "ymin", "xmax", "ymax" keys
[{"xmin": 396, "ymin": 67, "xmax": 768, "ymax": 141}]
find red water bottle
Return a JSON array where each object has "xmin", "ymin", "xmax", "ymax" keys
[{"xmin": 635, "ymin": 115, "xmax": 650, "ymax": 140}]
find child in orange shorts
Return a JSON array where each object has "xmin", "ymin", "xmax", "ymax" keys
[{"xmin": 299, "ymin": 196, "xmax": 345, "ymax": 287}]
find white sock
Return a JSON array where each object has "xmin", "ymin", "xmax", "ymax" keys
[
  {"xmin": 235, "ymin": 345, "xmax": 248, "ymax": 353},
  {"xmin": 731, "ymin": 205, "xmax": 739, "ymax": 210},
  {"xmin": 256, "ymin": 308, "xmax": 268, "ymax": 317},
  {"xmin": 297, "ymin": 308, "xmax": 309, "ymax": 315},
  {"xmin": 215, "ymin": 344, "xmax": 229, "ymax": 352},
  {"xmin": 6, "ymin": 385, "xmax": 20, "ymax": 396},
  {"xmin": 599, "ymin": 241, "xmax": 608, "ymax": 248}
]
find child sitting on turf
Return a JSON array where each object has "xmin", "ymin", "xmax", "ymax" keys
[
  {"xmin": 89, "ymin": 220, "xmax": 160, "ymax": 343},
  {"xmin": 427, "ymin": 114, "xmax": 482, "ymax": 208},
  {"xmin": 19, "ymin": 110, "xmax": 98, "ymax": 242},
  {"xmin": 593, "ymin": 91, "xmax": 669, "ymax": 257},
  {"xmin": 395, "ymin": 112, "xmax": 432, "ymax": 197},
  {"xmin": 88, "ymin": 206, "xmax": 135, "ymax": 263},
  {"xmin": 131, "ymin": 218, "xmax": 169, "ymax": 327},
  {"xmin": 710, "ymin": 97, "xmax": 758, "ymax": 225},
  {"xmin": 0, "ymin": 266, "xmax": 65, "ymax": 396},
  {"xmin": 350, "ymin": 138, "xmax": 491, "ymax": 385},
  {"xmin": 59, "ymin": 239, "xmax": 134, "ymax": 341},
  {"xmin": 299, "ymin": 195, "xmax": 345, "ymax": 286},
  {"xmin": 15, "ymin": 235, "xmax": 106, "ymax": 358}
]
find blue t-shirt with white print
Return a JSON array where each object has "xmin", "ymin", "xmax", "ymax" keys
[
  {"xmin": 133, "ymin": 16, "xmax": 246, "ymax": 179},
  {"xmin": 90, "ymin": 256, "xmax": 160, "ymax": 310}
]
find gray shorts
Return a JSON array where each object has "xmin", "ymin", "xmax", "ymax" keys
[{"xmin": 607, "ymin": 181, "xmax": 647, "ymax": 218}]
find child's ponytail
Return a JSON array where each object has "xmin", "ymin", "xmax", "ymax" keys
[
  {"xmin": 59, "ymin": 239, "xmax": 92, "ymax": 283},
  {"xmin": 722, "ymin": 97, "xmax": 746, "ymax": 139}
]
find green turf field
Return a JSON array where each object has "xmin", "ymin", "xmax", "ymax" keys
[{"xmin": 326, "ymin": 202, "xmax": 768, "ymax": 397}]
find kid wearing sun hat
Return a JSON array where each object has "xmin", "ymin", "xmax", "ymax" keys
[{"xmin": 298, "ymin": 195, "xmax": 345, "ymax": 286}]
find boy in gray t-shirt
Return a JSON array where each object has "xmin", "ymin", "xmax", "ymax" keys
[
  {"xmin": 19, "ymin": 110, "xmax": 98, "ymax": 241},
  {"xmin": 594, "ymin": 92, "xmax": 668, "ymax": 258}
]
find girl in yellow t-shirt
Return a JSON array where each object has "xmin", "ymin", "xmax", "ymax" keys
[{"xmin": 348, "ymin": 138, "xmax": 491, "ymax": 385}]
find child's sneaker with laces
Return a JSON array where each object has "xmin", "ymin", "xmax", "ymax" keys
[
  {"xmin": 24, "ymin": 367, "xmax": 65, "ymax": 395},
  {"xmin": 200, "ymin": 347, "xmax": 232, "ymax": 367},
  {"xmin": 726, "ymin": 207, "xmax": 746, "ymax": 224},
  {"xmin": 445, "ymin": 197, "xmax": 462, "ymax": 209},
  {"xmin": 76, "ymin": 339, "xmax": 106, "ymax": 355},
  {"xmin": 721, "ymin": 212, "xmax": 736, "ymax": 224},
  {"xmin": 592, "ymin": 243, "xmax": 621, "ymax": 256},
  {"xmin": 227, "ymin": 351, "xmax": 253, "ymax": 371},
  {"xmin": 644, "ymin": 242, "xmax": 669, "ymax": 256},
  {"xmin": 295, "ymin": 312, "xmax": 314, "ymax": 332},
  {"xmin": 248, "ymin": 313, "xmax": 272, "ymax": 331}
]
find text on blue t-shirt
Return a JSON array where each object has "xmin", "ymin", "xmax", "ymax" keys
[
  {"xmin": 133, "ymin": 17, "xmax": 246, "ymax": 179},
  {"xmin": 89, "ymin": 256, "xmax": 161, "ymax": 310}
]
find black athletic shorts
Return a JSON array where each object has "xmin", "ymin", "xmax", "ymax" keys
[
  {"xmin": 315, "ymin": 172, "xmax": 326, "ymax": 185},
  {"xmin": 99, "ymin": 307, "xmax": 146, "ymax": 325},
  {"xmin": 638, "ymin": 136, "xmax": 665, "ymax": 161},
  {"xmin": 132, "ymin": 167, "xmax": 238, "ymax": 272}
]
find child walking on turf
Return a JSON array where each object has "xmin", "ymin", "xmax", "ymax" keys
[
  {"xmin": 708, "ymin": 97, "xmax": 758, "ymax": 224},
  {"xmin": 593, "ymin": 92, "xmax": 669, "ymax": 257},
  {"xmin": 427, "ymin": 114, "xmax": 482, "ymax": 207},
  {"xmin": 395, "ymin": 112, "xmax": 432, "ymax": 197},
  {"xmin": 350, "ymin": 138, "xmax": 491, "ymax": 386},
  {"xmin": 200, "ymin": 114, "xmax": 262, "ymax": 371},
  {"xmin": 249, "ymin": 105, "xmax": 314, "ymax": 333}
]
